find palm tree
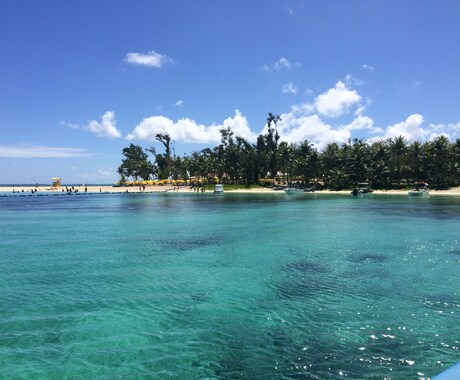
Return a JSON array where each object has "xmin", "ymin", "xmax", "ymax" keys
[
  {"xmin": 368, "ymin": 141, "xmax": 390, "ymax": 188},
  {"xmin": 429, "ymin": 136, "xmax": 450, "ymax": 188},
  {"xmin": 277, "ymin": 141, "xmax": 294, "ymax": 184},
  {"xmin": 319, "ymin": 143, "xmax": 340, "ymax": 188},
  {"xmin": 347, "ymin": 139, "xmax": 369, "ymax": 185},
  {"xmin": 448, "ymin": 139, "xmax": 460, "ymax": 186},
  {"xmin": 265, "ymin": 113, "xmax": 281, "ymax": 178},
  {"xmin": 389, "ymin": 136, "xmax": 407, "ymax": 187},
  {"xmin": 406, "ymin": 141, "xmax": 424, "ymax": 183}
]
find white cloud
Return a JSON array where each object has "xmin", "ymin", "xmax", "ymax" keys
[
  {"xmin": 0, "ymin": 145, "xmax": 90, "ymax": 158},
  {"xmin": 122, "ymin": 77, "xmax": 460, "ymax": 151},
  {"xmin": 126, "ymin": 110, "xmax": 256, "ymax": 144},
  {"xmin": 282, "ymin": 82, "xmax": 298, "ymax": 95},
  {"xmin": 314, "ymin": 80, "xmax": 361, "ymax": 118},
  {"xmin": 125, "ymin": 50, "xmax": 175, "ymax": 68},
  {"xmin": 64, "ymin": 111, "xmax": 122, "ymax": 138},
  {"xmin": 362, "ymin": 64, "xmax": 375, "ymax": 71},
  {"xmin": 429, "ymin": 122, "xmax": 460, "ymax": 134},
  {"xmin": 262, "ymin": 58, "xmax": 301, "ymax": 72},
  {"xmin": 277, "ymin": 114, "xmax": 351, "ymax": 149},
  {"xmin": 86, "ymin": 111, "xmax": 121, "ymax": 138},
  {"xmin": 383, "ymin": 114, "xmax": 427, "ymax": 141},
  {"xmin": 174, "ymin": 100, "xmax": 184, "ymax": 107},
  {"xmin": 368, "ymin": 116, "xmax": 460, "ymax": 144},
  {"xmin": 270, "ymin": 80, "xmax": 381, "ymax": 149},
  {"xmin": 276, "ymin": 105, "xmax": 382, "ymax": 150},
  {"xmin": 342, "ymin": 115, "xmax": 381, "ymax": 133},
  {"xmin": 425, "ymin": 122, "xmax": 460, "ymax": 141}
]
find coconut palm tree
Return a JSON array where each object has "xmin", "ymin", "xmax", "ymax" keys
[
  {"xmin": 277, "ymin": 141, "xmax": 294, "ymax": 184},
  {"xmin": 347, "ymin": 139, "xmax": 370, "ymax": 185},
  {"xmin": 429, "ymin": 135, "xmax": 450, "ymax": 188},
  {"xmin": 389, "ymin": 136, "xmax": 407, "ymax": 187},
  {"xmin": 368, "ymin": 141, "xmax": 390, "ymax": 188},
  {"xmin": 406, "ymin": 141, "xmax": 424, "ymax": 183}
]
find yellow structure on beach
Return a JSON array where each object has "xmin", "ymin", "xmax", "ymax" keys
[{"xmin": 51, "ymin": 177, "xmax": 61, "ymax": 188}]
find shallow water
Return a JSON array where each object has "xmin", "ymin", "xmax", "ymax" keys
[{"xmin": 1, "ymin": 193, "xmax": 459, "ymax": 379}]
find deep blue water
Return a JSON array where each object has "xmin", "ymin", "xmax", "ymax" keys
[{"xmin": 1, "ymin": 193, "xmax": 459, "ymax": 379}]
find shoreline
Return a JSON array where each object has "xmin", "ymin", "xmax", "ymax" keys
[{"xmin": 1, "ymin": 185, "xmax": 460, "ymax": 196}]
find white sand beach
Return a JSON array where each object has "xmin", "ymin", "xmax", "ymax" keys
[{"xmin": 2, "ymin": 185, "xmax": 460, "ymax": 196}]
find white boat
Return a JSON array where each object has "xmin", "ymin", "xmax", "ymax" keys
[
  {"xmin": 214, "ymin": 184, "xmax": 224, "ymax": 193},
  {"xmin": 284, "ymin": 187, "xmax": 304, "ymax": 195},
  {"xmin": 351, "ymin": 183, "xmax": 373, "ymax": 196},
  {"xmin": 408, "ymin": 183, "xmax": 429, "ymax": 196},
  {"xmin": 408, "ymin": 188, "xmax": 429, "ymax": 196}
]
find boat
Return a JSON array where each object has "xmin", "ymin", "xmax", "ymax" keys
[
  {"xmin": 214, "ymin": 184, "xmax": 224, "ymax": 194},
  {"xmin": 351, "ymin": 183, "xmax": 373, "ymax": 196},
  {"xmin": 284, "ymin": 187, "xmax": 304, "ymax": 195},
  {"xmin": 408, "ymin": 182, "xmax": 429, "ymax": 196}
]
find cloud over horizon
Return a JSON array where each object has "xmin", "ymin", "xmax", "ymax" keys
[
  {"xmin": 0, "ymin": 145, "xmax": 91, "ymax": 158},
  {"xmin": 126, "ymin": 110, "xmax": 256, "ymax": 144},
  {"xmin": 124, "ymin": 79, "xmax": 460, "ymax": 151}
]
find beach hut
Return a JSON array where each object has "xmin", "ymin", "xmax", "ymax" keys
[{"xmin": 51, "ymin": 177, "xmax": 61, "ymax": 188}]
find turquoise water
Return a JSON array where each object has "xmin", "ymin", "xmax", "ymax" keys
[{"xmin": 1, "ymin": 193, "xmax": 459, "ymax": 379}]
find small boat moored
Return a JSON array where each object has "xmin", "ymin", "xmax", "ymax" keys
[
  {"xmin": 351, "ymin": 183, "xmax": 373, "ymax": 196},
  {"xmin": 408, "ymin": 182, "xmax": 429, "ymax": 196},
  {"xmin": 284, "ymin": 187, "xmax": 304, "ymax": 195},
  {"xmin": 214, "ymin": 184, "xmax": 224, "ymax": 194}
]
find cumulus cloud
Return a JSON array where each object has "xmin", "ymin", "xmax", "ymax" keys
[
  {"xmin": 374, "ymin": 116, "xmax": 460, "ymax": 143},
  {"xmin": 342, "ymin": 115, "xmax": 382, "ymax": 133},
  {"xmin": 427, "ymin": 123, "xmax": 460, "ymax": 141},
  {"xmin": 126, "ymin": 110, "xmax": 256, "ymax": 144},
  {"xmin": 383, "ymin": 114, "xmax": 427, "ymax": 141},
  {"xmin": 262, "ymin": 58, "xmax": 301, "ymax": 72},
  {"xmin": 123, "ymin": 78, "xmax": 460, "ymax": 151},
  {"xmin": 125, "ymin": 50, "xmax": 175, "ymax": 68},
  {"xmin": 277, "ymin": 114, "xmax": 351, "ymax": 149},
  {"xmin": 276, "ymin": 110, "xmax": 381, "ymax": 150},
  {"xmin": 314, "ymin": 80, "xmax": 361, "ymax": 118},
  {"xmin": 64, "ymin": 111, "xmax": 122, "ymax": 138},
  {"xmin": 123, "ymin": 78, "xmax": 366, "ymax": 149},
  {"xmin": 282, "ymin": 82, "xmax": 298, "ymax": 95},
  {"xmin": 244, "ymin": 79, "xmax": 377, "ymax": 149},
  {"xmin": 0, "ymin": 145, "xmax": 90, "ymax": 158}
]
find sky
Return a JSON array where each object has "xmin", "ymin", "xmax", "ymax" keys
[{"xmin": 1, "ymin": 0, "xmax": 460, "ymax": 184}]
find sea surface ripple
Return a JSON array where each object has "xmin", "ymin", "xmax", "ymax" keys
[{"xmin": 1, "ymin": 193, "xmax": 460, "ymax": 379}]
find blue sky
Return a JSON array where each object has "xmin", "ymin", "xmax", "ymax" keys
[{"xmin": 1, "ymin": 0, "xmax": 460, "ymax": 184}]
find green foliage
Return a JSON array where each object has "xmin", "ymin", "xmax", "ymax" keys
[
  {"xmin": 119, "ymin": 123, "xmax": 460, "ymax": 189},
  {"xmin": 117, "ymin": 143, "xmax": 153, "ymax": 181}
]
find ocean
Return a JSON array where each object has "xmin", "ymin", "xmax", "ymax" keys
[{"xmin": 1, "ymin": 193, "xmax": 459, "ymax": 379}]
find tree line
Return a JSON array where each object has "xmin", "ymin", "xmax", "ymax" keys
[{"xmin": 118, "ymin": 113, "xmax": 460, "ymax": 189}]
